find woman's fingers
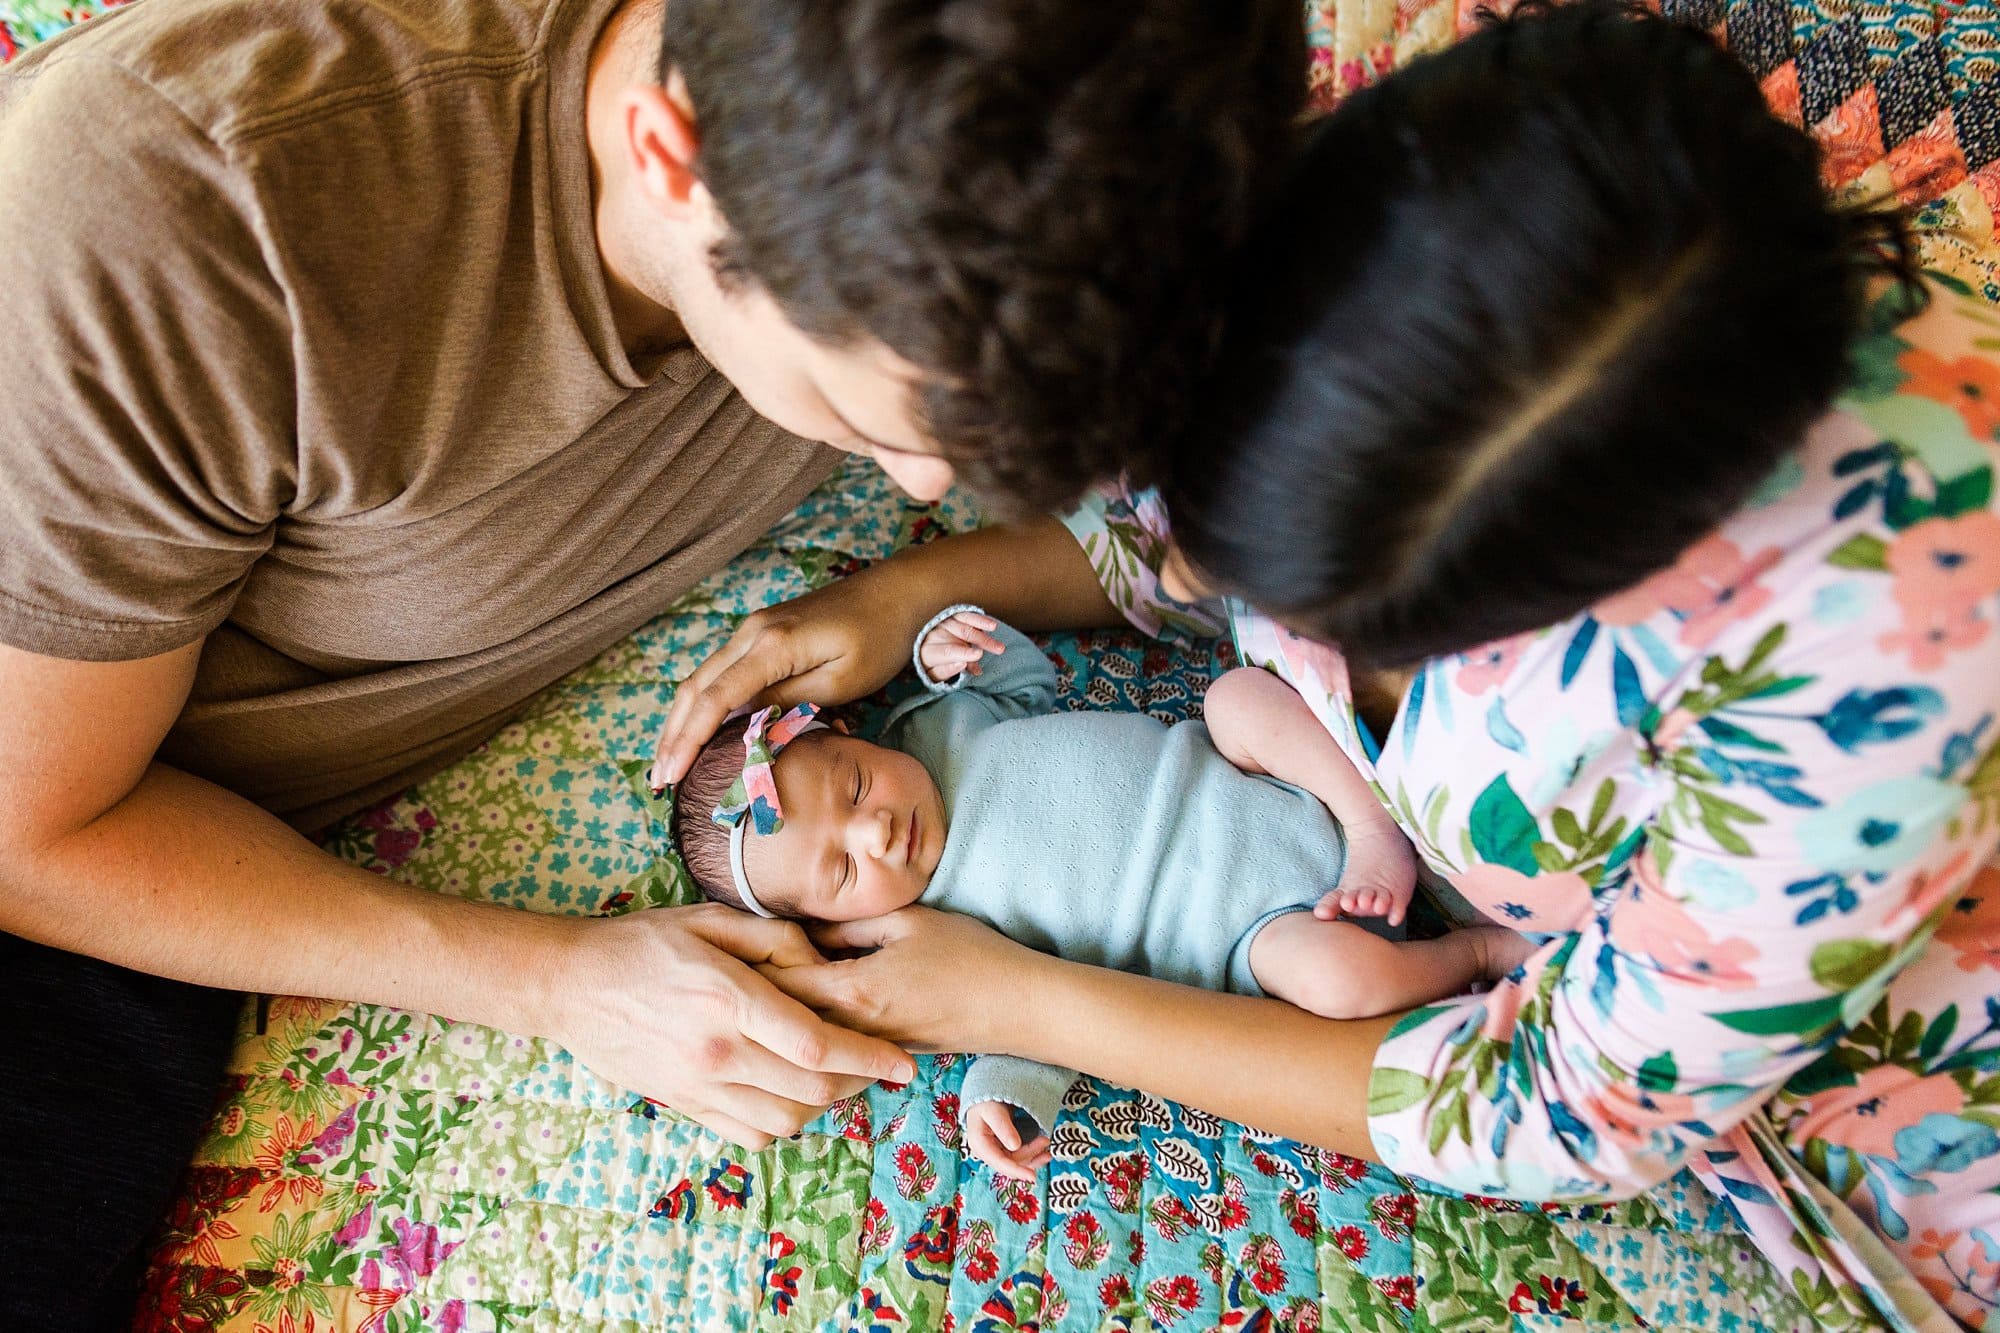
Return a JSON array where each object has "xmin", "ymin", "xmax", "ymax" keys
[
  {"xmin": 734, "ymin": 969, "xmax": 915, "ymax": 1084},
  {"xmin": 808, "ymin": 910, "xmax": 914, "ymax": 954},
  {"xmin": 690, "ymin": 906, "xmax": 828, "ymax": 969},
  {"xmin": 688, "ymin": 907, "xmax": 916, "ymax": 1082},
  {"xmin": 653, "ymin": 646, "xmax": 803, "ymax": 789},
  {"xmin": 652, "ymin": 626, "xmax": 766, "ymax": 787}
]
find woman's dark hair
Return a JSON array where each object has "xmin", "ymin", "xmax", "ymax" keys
[
  {"xmin": 1164, "ymin": 0, "xmax": 1918, "ymax": 666},
  {"xmin": 662, "ymin": 0, "xmax": 1307, "ymax": 514},
  {"xmin": 669, "ymin": 715, "xmax": 761, "ymax": 912}
]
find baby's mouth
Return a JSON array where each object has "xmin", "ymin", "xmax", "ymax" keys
[{"xmin": 906, "ymin": 809, "xmax": 920, "ymax": 865}]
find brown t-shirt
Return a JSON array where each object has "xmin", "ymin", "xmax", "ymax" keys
[{"xmin": 0, "ymin": 0, "xmax": 836, "ymax": 831}]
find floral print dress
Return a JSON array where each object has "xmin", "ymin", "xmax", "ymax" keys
[{"xmin": 1063, "ymin": 282, "xmax": 2000, "ymax": 1331}]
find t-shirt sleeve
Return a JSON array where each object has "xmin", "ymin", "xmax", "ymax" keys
[
  {"xmin": 1059, "ymin": 481, "xmax": 1228, "ymax": 643},
  {"xmin": 958, "ymin": 1055, "xmax": 1078, "ymax": 1143},
  {"xmin": 0, "ymin": 56, "xmax": 292, "ymax": 661}
]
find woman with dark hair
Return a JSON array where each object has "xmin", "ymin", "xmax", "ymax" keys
[{"xmin": 655, "ymin": 5, "xmax": 2000, "ymax": 1321}]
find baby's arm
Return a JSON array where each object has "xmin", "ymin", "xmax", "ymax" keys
[
  {"xmin": 1204, "ymin": 667, "xmax": 1417, "ymax": 925},
  {"xmin": 959, "ymin": 1055, "xmax": 1075, "ymax": 1182},
  {"xmin": 912, "ymin": 608, "xmax": 1057, "ymax": 716}
]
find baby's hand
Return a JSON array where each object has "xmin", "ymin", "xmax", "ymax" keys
[
  {"xmin": 1315, "ymin": 821, "xmax": 1419, "ymax": 927},
  {"xmin": 919, "ymin": 610, "xmax": 1003, "ymax": 682},
  {"xmin": 964, "ymin": 1099, "xmax": 1050, "ymax": 1183}
]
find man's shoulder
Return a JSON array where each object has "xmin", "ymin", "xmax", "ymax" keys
[{"xmin": 3, "ymin": 0, "xmax": 570, "ymax": 147}]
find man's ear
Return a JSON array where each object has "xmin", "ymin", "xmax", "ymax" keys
[{"xmin": 621, "ymin": 69, "xmax": 705, "ymax": 218}]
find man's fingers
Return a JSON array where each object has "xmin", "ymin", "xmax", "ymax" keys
[
  {"xmin": 725, "ymin": 1042, "xmax": 875, "ymax": 1109},
  {"xmin": 686, "ymin": 1105, "xmax": 778, "ymax": 1153},
  {"xmin": 704, "ymin": 1082, "xmax": 826, "ymax": 1142},
  {"xmin": 691, "ymin": 908, "xmax": 828, "ymax": 969}
]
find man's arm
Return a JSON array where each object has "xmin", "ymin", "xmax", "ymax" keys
[
  {"xmin": 0, "ymin": 640, "xmax": 912, "ymax": 1148},
  {"xmin": 654, "ymin": 517, "xmax": 1119, "ymax": 786}
]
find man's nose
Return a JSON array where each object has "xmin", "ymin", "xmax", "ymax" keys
[{"xmin": 879, "ymin": 452, "xmax": 955, "ymax": 503}]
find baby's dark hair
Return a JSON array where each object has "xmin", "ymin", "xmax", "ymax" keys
[
  {"xmin": 669, "ymin": 715, "xmax": 764, "ymax": 913},
  {"xmin": 1163, "ymin": 0, "xmax": 1919, "ymax": 667}
]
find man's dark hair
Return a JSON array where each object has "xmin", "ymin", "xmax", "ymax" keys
[
  {"xmin": 669, "ymin": 715, "xmax": 765, "ymax": 912},
  {"xmin": 1163, "ymin": 0, "xmax": 1917, "ymax": 666},
  {"xmin": 662, "ymin": 0, "xmax": 1308, "ymax": 514}
]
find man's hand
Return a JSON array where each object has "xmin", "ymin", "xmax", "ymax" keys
[
  {"xmin": 649, "ymin": 573, "xmax": 926, "ymax": 789},
  {"xmin": 541, "ymin": 904, "xmax": 915, "ymax": 1149}
]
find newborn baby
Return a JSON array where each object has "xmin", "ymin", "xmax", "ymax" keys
[{"xmin": 671, "ymin": 607, "xmax": 1530, "ymax": 1178}]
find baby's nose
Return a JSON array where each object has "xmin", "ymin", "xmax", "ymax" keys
[
  {"xmin": 853, "ymin": 808, "xmax": 894, "ymax": 859},
  {"xmin": 869, "ymin": 809, "xmax": 895, "ymax": 858}
]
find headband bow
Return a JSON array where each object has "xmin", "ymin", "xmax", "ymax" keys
[
  {"xmin": 711, "ymin": 702, "xmax": 826, "ymax": 837},
  {"xmin": 710, "ymin": 703, "xmax": 825, "ymax": 919}
]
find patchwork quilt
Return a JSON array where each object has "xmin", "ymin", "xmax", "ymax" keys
[
  {"xmin": 117, "ymin": 462, "xmax": 1830, "ymax": 1333},
  {"xmin": 5, "ymin": 1, "xmax": 1999, "ymax": 1330}
]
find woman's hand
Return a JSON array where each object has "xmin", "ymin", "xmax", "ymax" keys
[
  {"xmin": 538, "ymin": 904, "xmax": 916, "ymax": 1150},
  {"xmin": 649, "ymin": 572, "xmax": 928, "ymax": 789},
  {"xmin": 650, "ymin": 518, "xmax": 1120, "ymax": 788},
  {"xmin": 763, "ymin": 906, "xmax": 1047, "ymax": 1052}
]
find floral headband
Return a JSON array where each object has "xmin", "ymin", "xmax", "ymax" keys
[{"xmin": 710, "ymin": 703, "xmax": 826, "ymax": 917}]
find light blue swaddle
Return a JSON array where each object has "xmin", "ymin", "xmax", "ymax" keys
[{"xmin": 881, "ymin": 612, "xmax": 1351, "ymax": 1140}]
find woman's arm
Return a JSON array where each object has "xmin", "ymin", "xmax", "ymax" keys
[
  {"xmin": 0, "ymin": 640, "xmax": 913, "ymax": 1148},
  {"xmin": 775, "ymin": 907, "xmax": 1393, "ymax": 1159}
]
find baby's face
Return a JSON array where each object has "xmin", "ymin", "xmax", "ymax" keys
[{"xmin": 743, "ymin": 732, "xmax": 946, "ymax": 921}]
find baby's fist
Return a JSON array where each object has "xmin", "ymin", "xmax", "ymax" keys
[
  {"xmin": 964, "ymin": 1099, "xmax": 1051, "ymax": 1183},
  {"xmin": 919, "ymin": 610, "xmax": 1003, "ymax": 683}
]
